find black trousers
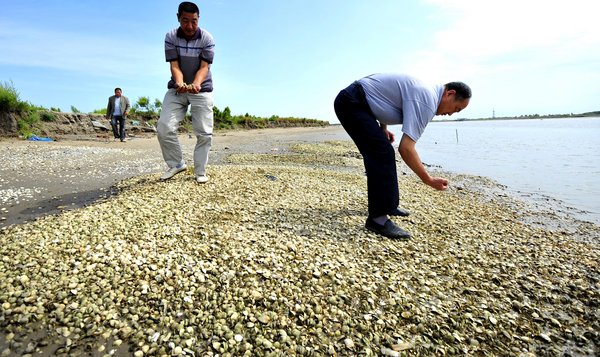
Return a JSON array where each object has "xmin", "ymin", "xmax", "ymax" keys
[
  {"xmin": 334, "ymin": 81, "xmax": 399, "ymax": 218},
  {"xmin": 111, "ymin": 116, "xmax": 126, "ymax": 141}
]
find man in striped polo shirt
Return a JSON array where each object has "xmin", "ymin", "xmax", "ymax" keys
[{"xmin": 157, "ymin": 1, "xmax": 215, "ymax": 184}]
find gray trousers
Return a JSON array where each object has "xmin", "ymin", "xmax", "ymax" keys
[{"xmin": 157, "ymin": 89, "xmax": 214, "ymax": 176}]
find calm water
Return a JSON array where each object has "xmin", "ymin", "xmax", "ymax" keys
[{"xmin": 390, "ymin": 117, "xmax": 600, "ymax": 225}]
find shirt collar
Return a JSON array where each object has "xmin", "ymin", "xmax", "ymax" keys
[{"xmin": 176, "ymin": 27, "xmax": 201, "ymax": 40}]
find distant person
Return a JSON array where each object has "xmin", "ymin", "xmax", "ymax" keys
[
  {"xmin": 106, "ymin": 87, "xmax": 130, "ymax": 142},
  {"xmin": 334, "ymin": 73, "xmax": 471, "ymax": 239},
  {"xmin": 157, "ymin": 1, "xmax": 215, "ymax": 183}
]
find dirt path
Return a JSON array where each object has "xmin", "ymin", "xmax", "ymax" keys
[{"xmin": 0, "ymin": 126, "xmax": 349, "ymax": 228}]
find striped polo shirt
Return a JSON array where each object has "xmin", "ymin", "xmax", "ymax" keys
[{"xmin": 164, "ymin": 27, "xmax": 215, "ymax": 92}]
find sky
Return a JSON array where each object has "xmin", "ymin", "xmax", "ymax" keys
[{"xmin": 1, "ymin": 0, "xmax": 599, "ymax": 123}]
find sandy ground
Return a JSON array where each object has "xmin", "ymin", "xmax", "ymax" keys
[{"xmin": 0, "ymin": 126, "xmax": 350, "ymax": 228}]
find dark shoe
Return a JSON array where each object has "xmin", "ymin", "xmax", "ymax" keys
[
  {"xmin": 365, "ymin": 218, "xmax": 411, "ymax": 239},
  {"xmin": 389, "ymin": 207, "xmax": 410, "ymax": 217}
]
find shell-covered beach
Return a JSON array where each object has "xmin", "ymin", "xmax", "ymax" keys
[{"xmin": 0, "ymin": 132, "xmax": 598, "ymax": 356}]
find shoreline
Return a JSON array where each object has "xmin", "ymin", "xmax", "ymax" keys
[
  {"xmin": 442, "ymin": 115, "xmax": 600, "ymax": 122},
  {"xmin": 1, "ymin": 125, "xmax": 597, "ymax": 241},
  {"xmin": 0, "ymin": 128, "xmax": 598, "ymax": 355}
]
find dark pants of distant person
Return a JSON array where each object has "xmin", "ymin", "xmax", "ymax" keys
[
  {"xmin": 334, "ymin": 81, "xmax": 399, "ymax": 218},
  {"xmin": 111, "ymin": 116, "xmax": 126, "ymax": 141}
]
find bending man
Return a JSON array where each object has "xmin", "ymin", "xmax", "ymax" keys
[{"xmin": 334, "ymin": 73, "xmax": 471, "ymax": 239}]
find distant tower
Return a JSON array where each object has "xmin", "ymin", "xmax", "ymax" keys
[{"xmin": 492, "ymin": 108, "xmax": 495, "ymax": 119}]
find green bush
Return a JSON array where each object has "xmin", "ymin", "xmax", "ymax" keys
[
  {"xmin": 212, "ymin": 105, "xmax": 327, "ymax": 130},
  {"xmin": 0, "ymin": 81, "xmax": 30, "ymax": 113},
  {"xmin": 17, "ymin": 111, "xmax": 41, "ymax": 138},
  {"xmin": 39, "ymin": 110, "xmax": 56, "ymax": 122}
]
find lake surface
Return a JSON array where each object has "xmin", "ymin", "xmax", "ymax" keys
[{"xmin": 390, "ymin": 117, "xmax": 600, "ymax": 225}]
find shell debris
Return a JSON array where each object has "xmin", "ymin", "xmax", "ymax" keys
[{"xmin": 0, "ymin": 141, "xmax": 598, "ymax": 356}]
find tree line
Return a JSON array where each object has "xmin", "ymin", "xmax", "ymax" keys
[
  {"xmin": 1, "ymin": 81, "xmax": 327, "ymax": 137},
  {"xmin": 92, "ymin": 96, "xmax": 327, "ymax": 130}
]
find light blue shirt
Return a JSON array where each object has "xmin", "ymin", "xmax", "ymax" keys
[
  {"xmin": 113, "ymin": 97, "xmax": 121, "ymax": 116},
  {"xmin": 358, "ymin": 73, "xmax": 443, "ymax": 142}
]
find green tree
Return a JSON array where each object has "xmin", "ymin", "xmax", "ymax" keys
[
  {"xmin": 135, "ymin": 96, "xmax": 150, "ymax": 111},
  {"xmin": 222, "ymin": 106, "xmax": 232, "ymax": 121},
  {"xmin": 213, "ymin": 105, "xmax": 222, "ymax": 119},
  {"xmin": 133, "ymin": 96, "xmax": 161, "ymax": 118},
  {"xmin": 212, "ymin": 105, "xmax": 235, "ymax": 128}
]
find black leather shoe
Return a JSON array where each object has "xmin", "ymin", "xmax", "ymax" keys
[
  {"xmin": 365, "ymin": 218, "xmax": 411, "ymax": 239},
  {"xmin": 389, "ymin": 207, "xmax": 410, "ymax": 217}
]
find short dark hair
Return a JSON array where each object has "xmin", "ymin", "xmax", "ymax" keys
[
  {"xmin": 114, "ymin": 87, "xmax": 122, "ymax": 92},
  {"xmin": 445, "ymin": 82, "xmax": 471, "ymax": 101},
  {"xmin": 178, "ymin": 2, "xmax": 199, "ymax": 16}
]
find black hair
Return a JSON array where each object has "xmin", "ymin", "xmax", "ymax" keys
[
  {"xmin": 114, "ymin": 87, "xmax": 122, "ymax": 92},
  {"xmin": 178, "ymin": 2, "xmax": 199, "ymax": 16},
  {"xmin": 445, "ymin": 82, "xmax": 471, "ymax": 101}
]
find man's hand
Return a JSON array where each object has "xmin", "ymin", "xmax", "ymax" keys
[
  {"xmin": 176, "ymin": 83, "xmax": 200, "ymax": 94},
  {"xmin": 175, "ymin": 82, "xmax": 187, "ymax": 94},
  {"xmin": 398, "ymin": 134, "xmax": 449, "ymax": 190},
  {"xmin": 383, "ymin": 128, "xmax": 395, "ymax": 143},
  {"xmin": 426, "ymin": 177, "xmax": 449, "ymax": 191},
  {"xmin": 190, "ymin": 82, "xmax": 201, "ymax": 94}
]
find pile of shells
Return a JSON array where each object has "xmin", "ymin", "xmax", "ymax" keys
[
  {"xmin": 226, "ymin": 141, "xmax": 364, "ymax": 170},
  {"xmin": 0, "ymin": 141, "xmax": 598, "ymax": 356}
]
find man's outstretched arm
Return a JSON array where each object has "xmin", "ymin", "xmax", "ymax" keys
[{"xmin": 398, "ymin": 133, "xmax": 448, "ymax": 190}]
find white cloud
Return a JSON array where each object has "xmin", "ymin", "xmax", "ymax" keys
[
  {"xmin": 409, "ymin": 0, "xmax": 600, "ymax": 116},
  {"xmin": 425, "ymin": 0, "xmax": 599, "ymax": 54}
]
